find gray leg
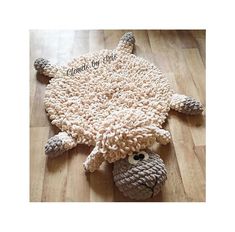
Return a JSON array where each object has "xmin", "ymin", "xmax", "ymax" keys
[
  {"xmin": 45, "ymin": 132, "xmax": 77, "ymax": 157},
  {"xmin": 34, "ymin": 58, "xmax": 65, "ymax": 78},
  {"xmin": 116, "ymin": 32, "xmax": 135, "ymax": 54},
  {"xmin": 170, "ymin": 93, "xmax": 203, "ymax": 115}
]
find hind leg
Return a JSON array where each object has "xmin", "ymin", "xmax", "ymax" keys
[
  {"xmin": 83, "ymin": 146, "xmax": 105, "ymax": 172},
  {"xmin": 170, "ymin": 93, "xmax": 203, "ymax": 115},
  {"xmin": 34, "ymin": 58, "xmax": 65, "ymax": 78},
  {"xmin": 45, "ymin": 132, "xmax": 77, "ymax": 157},
  {"xmin": 116, "ymin": 32, "xmax": 135, "ymax": 54}
]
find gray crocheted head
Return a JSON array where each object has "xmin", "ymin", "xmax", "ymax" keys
[{"xmin": 113, "ymin": 150, "xmax": 167, "ymax": 200}]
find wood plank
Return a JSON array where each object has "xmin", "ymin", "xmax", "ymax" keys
[
  {"xmin": 182, "ymin": 48, "xmax": 206, "ymax": 146},
  {"xmin": 164, "ymin": 31, "xmax": 206, "ymax": 148},
  {"xmin": 182, "ymin": 48, "xmax": 205, "ymax": 104},
  {"xmin": 65, "ymin": 145, "xmax": 91, "ymax": 202},
  {"xmin": 190, "ymin": 30, "xmax": 206, "ymax": 66},
  {"xmin": 41, "ymin": 153, "xmax": 68, "ymax": 202},
  {"xmin": 168, "ymin": 76, "xmax": 205, "ymax": 201},
  {"xmin": 169, "ymin": 113, "xmax": 205, "ymax": 201},
  {"xmin": 133, "ymin": 30, "xmax": 154, "ymax": 62},
  {"xmin": 30, "ymin": 127, "xmax": 49, "ymax": 202},
  {"xmin": 194, "ymin": 145, "xmax": 206, "ymax": 177},
  {"xmin": 89, "ymin": 30, "xmax": 105, "ymax": 51},
  {"xmin": 103, "ymin": 30, "xmax": 124, "ymax": 50},
  {"xmin": 161, "ymin": 30, "xmax": 192, "ymax": 86},
  {"xmin": 177, "ymin": 30, "xmax": 198, "ymax": 48},
  {"xmin": 147, "ymin": 30, "xmax": 172, "ymax": 72},
  {"xmin": 30, "ymin": 77, "xmax": 49, "ymax": 127},
  {"xmin": 89, "ymin": 162, "xmax": 114, "ymax": 202}
]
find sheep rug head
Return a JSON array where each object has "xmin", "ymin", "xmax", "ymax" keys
[{"xmin": 34, "ymin": 32, "xmax": 203, "ymax": 200}]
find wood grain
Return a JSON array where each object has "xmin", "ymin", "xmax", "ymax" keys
[{"xmin": 30, "ymin": 30, "xmax": 206, "ymax": 202}]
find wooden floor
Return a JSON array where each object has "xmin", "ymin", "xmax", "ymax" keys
[{"xmin": 30, "ymin": 30, "xmax": 206, "ymax": 202}]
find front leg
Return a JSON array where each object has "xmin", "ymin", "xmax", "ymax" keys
[
  {"xmin": 45, "ymin": 132, "xmax": 77, "ymax": 157},
  {"xmin": 34, "ymin": 58, "xmax": 66, "ymax": 78},
  {"xmin": 154, "ymin": 127, "xmax": 171, "ymax": 145},
  {"xmin": 83, "ymin": 146, "xmax": 105, "ymax": 172},
  {"xmin": 116, "ymin": 32, "xmax": 135, "ymax": 54},
  {"xmin": 170, "ymin": 93, "xmax": 203, "ymax": 115}
]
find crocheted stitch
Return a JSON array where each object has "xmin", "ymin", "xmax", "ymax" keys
[
  {"xmin": 113, "ymin": 151, "xmax": 167, "ymax": 200},
  {"xmin": 36, "ymin": 34, "xmax": 174, "ymax": 172},
  {"xmin": 170, "ymin": 94, "xmax": 203, "ymax": 115},
  {"xmin": 45, "ymin": 132, "xmax": 77, "ymax": 157}
]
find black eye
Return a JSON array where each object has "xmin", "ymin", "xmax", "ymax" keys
[
  {"xmin": 138, "ymin": 153, "xmax": 145, "ymax": 160},
  {"xmin": 133, "ymin": 154, "xmax": 140, "ymax": 160},
  {"xmin": 128, "ymin": 151, "xmax": 149, "ymax": 165}
]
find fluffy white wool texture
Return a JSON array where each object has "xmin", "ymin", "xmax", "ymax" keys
[{"xmin": 44, "ymin": 49, "xmax": 173, "ymax": 168}]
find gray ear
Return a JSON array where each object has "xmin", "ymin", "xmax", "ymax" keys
[{"xmin": 116, "ymin": 32, "xmax": 135, "ymax": 54}]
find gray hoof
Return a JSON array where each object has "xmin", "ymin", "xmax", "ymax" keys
[
  {"xmin": 181, "ymin": 97, "xmax": 203, "ymax": 115},
  {"xmin": 170, "ymin": 94, "xmax": 204, "ymax": 115},
  {"xmin": 34, "ymin": 58, "xmax": 50, "ymax": 74},
  {"xmin": 45, "ymin": 136, "xmax": 65, "ymax": 157},
  {"xmin": 120, "ymin": 32, "xmax": 135, "ymax": 44}
]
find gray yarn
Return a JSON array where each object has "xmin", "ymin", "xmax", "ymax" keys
[
  {"xmin": 181, "ymin": 97, "xmax": 203, "ymax": 115},
  {"xmin": 120, "ymin": 32, "xmax": 135, "ymax": 44},
  {"xmin": 45, "ymin": 135, "xmax": 65, "ymax": 157},
  {"xmin": 113, "ymin": 151, "xmax": 167, "ymax": 200},
  {"xmin": 44, "ymin": 132, "xmax": 77, "ymax": 157},
  {"xmin": 34, "ymin": 58, "xmax": 50, "ymax": 74},
  {"xmin": 170, "ymin": 94, "xmax": 203, "ymax": 115},
  {"xmin": 34, "ymin": 58, "xmax": 63, "ymax": 78}
]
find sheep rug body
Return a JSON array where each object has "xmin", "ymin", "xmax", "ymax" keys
[{"xmin": 34, "ymin": 32, "xmax": 203, "ymax": 200}]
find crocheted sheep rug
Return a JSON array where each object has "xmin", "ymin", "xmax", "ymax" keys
[{"xmin": 34, "ymin": 32, "xmax": 203, "ymax": 200}]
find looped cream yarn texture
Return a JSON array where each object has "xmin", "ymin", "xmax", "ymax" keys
[
  {"xmin": 41, "ymin": 33, "xmax": 174, "ymax": 171},
  {"xmin": 34, "ymin": 31, "xmax": 203, "ymax": 176}
]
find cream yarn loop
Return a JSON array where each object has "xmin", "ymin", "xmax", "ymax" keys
[{"xmin": 43, "ymin": 48, "xmax": 173, "ymax": 171}]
